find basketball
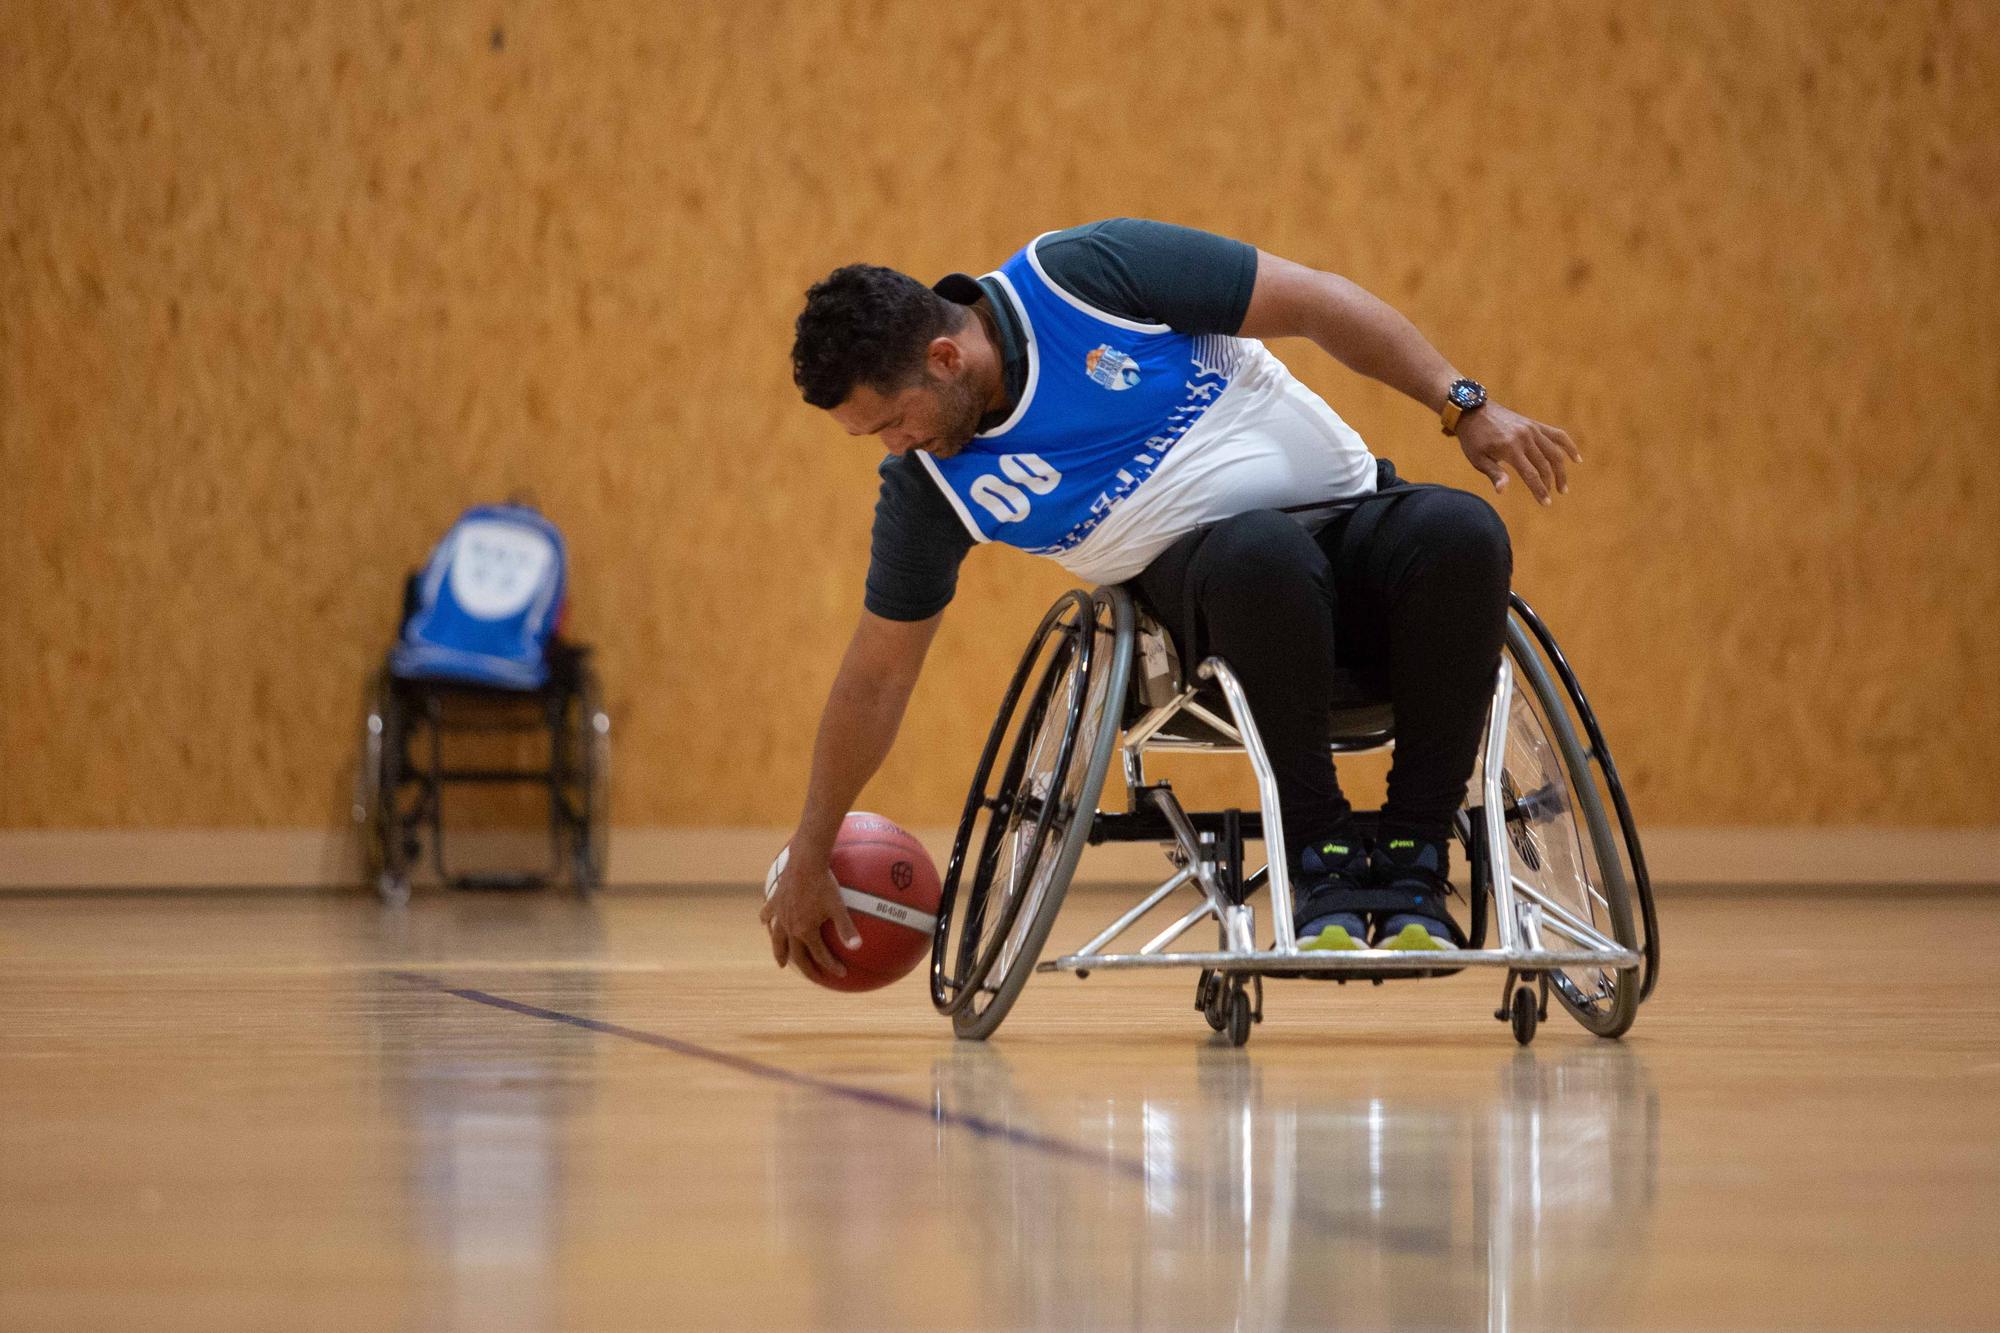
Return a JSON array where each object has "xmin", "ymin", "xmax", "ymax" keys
[{"xmin": 764, "ymin": 811, "xmax": 941, "ymax": 992}]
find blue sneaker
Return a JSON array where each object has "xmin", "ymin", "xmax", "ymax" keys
[
  {"xmin": 1294, "ymin": 833, "xmax": 1371, "ymax": 950},
  {"xmin": 1368, "ymin": 833, "xmax": 1464, "ymax": 951},
  {"xmin": 1299, "ymin": 920, "xmax": 1370, "ymax": 952},
  {"xmin": 1377, "ymin": 918, "xmax": 1459, "ymax": 952}
]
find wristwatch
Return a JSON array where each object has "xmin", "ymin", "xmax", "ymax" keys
[{"xmin": 1440, "ymin": 378, "xmax": 1487, "ymax": 436}]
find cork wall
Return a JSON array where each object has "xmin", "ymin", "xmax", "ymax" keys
[{"xmin": 4, "ymin": 0, "xmax": 1996, "ymax": 832}]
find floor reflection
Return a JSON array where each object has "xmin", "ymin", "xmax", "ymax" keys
[
  {"xmin": 887, "ymin": 1042, "xmax": 1658, "ymax": 1329},
  {"xmin": 355, "ymin": 893, "xmax": 1656, "ymax": 1330},
  {"xmin": 367, "ymin": 899, "xmax": 606, "ymax": 1333}
]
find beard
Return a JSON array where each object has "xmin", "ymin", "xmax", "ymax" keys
[{"xmin": 921, "ymin": 373, "xmax": 985, "ymax": 458}]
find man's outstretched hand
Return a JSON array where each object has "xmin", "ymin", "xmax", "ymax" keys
[
  {"xmin": 1454, "ymin": 403, "xmax": 1581, "ymax": 506},
  {"xmin": 760, "ymin": 852, "xmax": 862, "ymax": 979}
]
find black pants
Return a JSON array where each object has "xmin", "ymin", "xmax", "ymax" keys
[{"xmin": 1130, "ymin": 482, "xmax": 1512, "ymax": 854}]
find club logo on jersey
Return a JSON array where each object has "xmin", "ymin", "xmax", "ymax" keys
[{"xmin": 1084, "ymin": 344, "xmax": 1141, "ymax": 391}]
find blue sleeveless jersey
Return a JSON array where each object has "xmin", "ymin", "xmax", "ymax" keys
[{"xmin": 917, "ymin": 238, "xmax": 1249, "ymax": 558}]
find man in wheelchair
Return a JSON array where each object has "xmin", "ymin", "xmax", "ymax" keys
[{"xmin": 763, "ymin": 219, "xmax": 1579, "ymax": 983}]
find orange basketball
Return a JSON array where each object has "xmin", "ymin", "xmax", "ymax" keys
[{"xmin": 764, "ymin": 812, "xmax": 941, "ymax": 993}]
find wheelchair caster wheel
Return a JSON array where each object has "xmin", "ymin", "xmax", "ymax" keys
[
  {"xmin": 1225, "ymin": 986, "xmax": 1253, "ymax": 1047},
  {"xmin": 1509, "ymin": 987, "xmax": 1538, "ymax": 1045},
  {"xmin": 1197, "ymin": 970, "xmax": 1228, "ymax": 1031}
]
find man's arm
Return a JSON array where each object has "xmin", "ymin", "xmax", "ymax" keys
[
  {"xmin": 1237, "ymin": 251, "xmax": 1581, "ymax": 505},
  {"xmin": 760, "ymin": 607, "xmax": 943, "ymax": 977}
]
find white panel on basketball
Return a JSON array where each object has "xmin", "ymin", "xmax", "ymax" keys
[
  {"xmin": 837, "ymin": 886, "xmax": 937, "ymax": 935},
  {"xmin": 765, "ymin": 844, "xmax": 938, "ymax": 935}
]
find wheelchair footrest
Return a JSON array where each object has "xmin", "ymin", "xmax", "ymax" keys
[{"xmin": 1040, "ymin": 946, "xmax": 1639, "ymax": 975}]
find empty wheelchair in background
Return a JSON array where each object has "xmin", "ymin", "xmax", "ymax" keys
[
  {"xmin": 353, "ymin": 503, "xmax": 610, "ymax": 905},
  {"xmin": 931, "ymin": 581, "xmax": 1659, "ymax": 1046}
]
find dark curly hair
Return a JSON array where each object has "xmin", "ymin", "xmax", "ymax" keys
[{"xmin": 792, "ymin": 264, "xmax": 964, "ymax": 409}]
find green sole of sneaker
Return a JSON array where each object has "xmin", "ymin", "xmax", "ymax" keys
[{"xmin": 1379, "ymin": 922, "xmax": 1457, "ymax": 953}]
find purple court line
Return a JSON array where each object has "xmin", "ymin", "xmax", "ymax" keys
[{"xmin": 388, "ymin": 970, "xmax": 1146, "ymax": 1182}]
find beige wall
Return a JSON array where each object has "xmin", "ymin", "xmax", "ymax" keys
[{"xmin": 4, "ymin": 0, "xmax": 1997, "ymax": 837}]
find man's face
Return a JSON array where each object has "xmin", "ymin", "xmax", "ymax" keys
[{"xmin": 829, "ymin": 360, "xmax": 984, "ymax": 460}]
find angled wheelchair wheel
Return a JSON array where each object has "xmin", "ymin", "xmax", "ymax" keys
[
  {"xmin": 563, "ymin": 664, "xmax": 611, "ymax": 894},
  {"xmin": 353, "ymin": 668, "xmax": 410, "ymax": 906},
  {"xmin": 1481, "ymin": 612, "xmax": 1642, "ymax": 1038},
  {"xmin": 1510, "ymin": 594, "xmax": 1661, "ymax": 1002},
  {"xmin": 932, "ymin": 588, "xmax": 1133, "ymax": 1040}
]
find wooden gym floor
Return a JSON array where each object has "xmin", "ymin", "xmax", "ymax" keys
[{"xmin": 2, "ymin": 885, "xmax": 1995, "ymax": 1330}]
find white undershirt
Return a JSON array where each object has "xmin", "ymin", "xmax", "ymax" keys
[{"xmin": 1049, "ymin": 338, "xmax": 1378, "ymax": 584}]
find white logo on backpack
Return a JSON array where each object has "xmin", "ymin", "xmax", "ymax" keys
[{"xmin": 448, "ymin": 520, "xmax": 557, "ymax": 620}]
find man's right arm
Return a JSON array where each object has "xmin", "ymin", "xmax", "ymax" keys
[{"xmin": 760, "ymin": 607, "xmax": 944, "ymax": 977}]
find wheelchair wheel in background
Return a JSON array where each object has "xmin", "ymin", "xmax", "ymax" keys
[
  {"xmin": 353, "ymin": 668, "xmax": 411, "ymax": 906},
  {"xmin": 1478, "ymin": 613, "xmax": 1641, "ymax": 1038},
  {"xmin": 932, "ymin": 588, "xmax": 1133, "ymax": 1040},
  {"xmin": 564, "ymin": 664, "xmax": 611, "ymax": 894}
]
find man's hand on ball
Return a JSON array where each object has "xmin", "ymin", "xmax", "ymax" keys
[
  {"xmin": 760, "ymin": 856, "xmax": 861, "ymax": 978},
  {"xmin": 1455, "ymin": 404, "xmax": 1581, "ymax": 506}
]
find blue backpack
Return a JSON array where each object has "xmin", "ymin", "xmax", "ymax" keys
[{"xmin": 391, "ymin": 504, "xmax": 567, "ymax": 689}]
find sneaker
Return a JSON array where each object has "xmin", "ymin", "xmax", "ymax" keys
[
  {"xmin": 1293, "ymin": 832, "xmax": 1370, "ymax": 949},
  {"xmin": 1368, "ymin": 832, "xmax": 1463, "ymax": 949},
  {"xmin": 1377, "ymin": 918, "xmax": 1459, "ymax": 952},
  {"xmin": 1299, "ymin": 922, "xmax": 1369, "ymax": 952}
]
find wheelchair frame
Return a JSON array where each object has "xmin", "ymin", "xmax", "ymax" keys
[
  {"xmin": 931, "ymin": 585, "xmax": 1659, "ymax": 1047},
  {"xmin": 353, "ymin": 645, "xmax": 610, "ymax": 906}
]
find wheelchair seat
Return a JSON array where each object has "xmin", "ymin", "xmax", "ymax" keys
[
  {"xmin": 1124, "ymin": 610, "xmax": 1395, "ymax": 749},
  {"xmin": 1138, "ymin": 672, "xmax": 1395, "ymax": 750}
]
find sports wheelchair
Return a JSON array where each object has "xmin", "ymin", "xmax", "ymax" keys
[
  {"xmin": 353, "ymin": 615, "xmax": 610, "ymax": 907},
  {"xmin": 930, "ymin": 584, "xmax": 1659, "ymax": 1047}
]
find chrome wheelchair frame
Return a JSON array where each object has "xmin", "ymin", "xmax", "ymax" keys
[
  {"xmin": 930, "ymin": 585, "xmax": 1659, "ymax": 1047},
  {"xmin": 352, "ymin": 644, "xmax": 610, "ymax": 906}
]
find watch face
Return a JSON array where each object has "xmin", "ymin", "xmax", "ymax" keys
[{"xmin": 1450, "ymin": 380, "xmax": 1486, "ymax": 409}]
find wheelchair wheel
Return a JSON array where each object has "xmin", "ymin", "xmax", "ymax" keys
[
  {"xmin": 353, "ymin": 668, "xmax": 410, "ymax": 905},
  {"xmin": 1510, "ymin": 594, "xmax": 1661, "ymax": 1001},
  {"xmin": 1510, "ymin": 986, "xmax": 1539, "ymax": 1046},
  {"xmin": 1482, "ymin": 616, "xmax": 1641, "ymax": 1037},
  {"xmin": 1197, "ymin": 970, "xmax": 1229, "ymax": 1031},
  {"xmin": 933, "ymin": 588, "xmax": 1133, "ymax": 1039},
  {"xmin": 1224, "ymin": 982, "xmax": 1254, "ymax": 1048},
  {"xmin": 564, "ymin": 666, "xmax": 611, "ymax": 894}
]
